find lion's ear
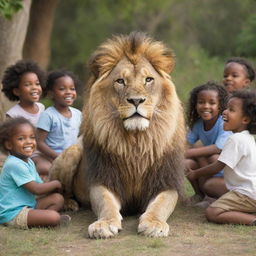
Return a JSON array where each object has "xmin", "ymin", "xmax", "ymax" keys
[
  {"xmin": 162, "ymin": 52, "xmax": 175, "ymax": 74},
  {"xmin": 146, "ymin": 43, "xmax": 176, "ymax": 75}
]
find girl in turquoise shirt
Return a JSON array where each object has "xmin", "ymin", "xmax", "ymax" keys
[{"xmin": 0, "ymin": 117, "xmax": 70, "ymax": 229}]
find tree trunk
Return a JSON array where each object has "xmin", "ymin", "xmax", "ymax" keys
[
  {"xmin": 0, "ymin": 0, "xmax": 32, "ymax": 122},
  {"xmin": 23, "ymin": 0, "xmax": 59, "ymax": 69}
]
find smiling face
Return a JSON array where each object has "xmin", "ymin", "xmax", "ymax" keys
[
  {"xmin": 223, "ymin": 62, "xmax": 250, "ymax": 93},
  {"xmin": 13, "ymin": 72, "xmax": 42, "ymax": 103},
  {"xmin": 196, "ymin": 89, "xmax": 220, "ymax": 126},
  {"xmin": 50, "ymin": 76, "xmax": 77, "ymax": 108},
  {"xmin": 222, "ymin": 97, "xmax": 250, "ymax": 133},
  {"xmin": 5, "ymin": 123, "xmax": 36, "ymax": 160}
]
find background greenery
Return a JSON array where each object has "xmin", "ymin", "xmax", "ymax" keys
[{"xmin": 48, "ymin": 0, "xmax": 256, "ymax": 105}]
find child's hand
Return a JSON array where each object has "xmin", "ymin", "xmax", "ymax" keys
[
  {"xmin": 50, "ymin": 180, "xmax": 62, "ymax": 192},
  {"xmin": 185, "ymin": 168, "xmax": 198, "ymax": 181}
]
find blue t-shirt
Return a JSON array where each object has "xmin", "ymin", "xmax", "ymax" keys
[
  {"xmin": 0, "ymin": 156, "xmax": 43, "ymax": 223},
  {"xmin": 37, "ymin": 106, "xmax": 82, "ymax": 152},
  {"xmin": 187, "ymin": 116, "xmax": 232, "ymax": 149},
  {"xmin": 187, "ymin": 116, "xmax": 232, "ymax": 177}
]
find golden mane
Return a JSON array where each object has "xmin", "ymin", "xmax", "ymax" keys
[
  {"xmin": 79, "ymin": 32, "xmax": 185, "ymax": 210},
  {"xmin": 88, "ymin": 32, "xmax": 175, "ymax": 85},
  {"xmin": 50, "ymin": 32, "xmax": 186, "ymax": 237}
]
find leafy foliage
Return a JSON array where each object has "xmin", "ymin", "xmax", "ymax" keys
[
  {"xmin": 236, "ymin": 13, "xmax": 256, "ymax": 57},
  {"xmin": 0, "ymin": 0, "xmax": 23, "ymax": 19},
  {"xmin": 50, "ymin": 0, "xmax": 256, "ymax": 100}
]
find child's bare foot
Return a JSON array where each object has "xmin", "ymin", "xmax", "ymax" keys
[
  {"xmin": 60, "ymin": 215, "xmax": 71, "ymax": 226},
  {"xmin": 194, "ymin": 196, "xmax": 216, "ymax": 209},
  {"xmin": 186, "ymin": 194, "xmax": 204, "ymax": 206}
]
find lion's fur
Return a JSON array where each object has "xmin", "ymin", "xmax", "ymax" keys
[
  {"xmin": 80, "ymin": 32, "xmax": 185, "ymax": 213},
  {"xmin": 51, "ymin": 32, "xmax": 185, "ymax": 215}
]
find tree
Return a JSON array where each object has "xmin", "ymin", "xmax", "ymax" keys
[
  {"xmin": 23, "ymin": 0, "xmax": 59, "ymax": 69},
  {"xmin": 0, "ymin": 0, "xmax": 31, "ymax": 121},
  {"xmin": 0, "ymin": 0, "xmax": 59, "ymax": 121}
]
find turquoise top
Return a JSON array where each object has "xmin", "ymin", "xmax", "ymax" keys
[{"xmin": 0, "ymin": 155, "xmax": 42, "ymax": 223}]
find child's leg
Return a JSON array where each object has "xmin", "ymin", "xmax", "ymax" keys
[
  {"xmin": 206, "ymin": 191, "xmax": 256, "ymax": 225},
  {"xmin": 185, "ymin": 158, "xmax": 204, "ymax": 197},
  {"xmin": 27, "ymin": 209, "xmax": 61, "ymax": 227},
  {"xmin": 203, "ymin": 177, "xmax": 228, "ymax": 198},
  {"xmin": 197, "ymin": 154, "xmax": 225, "ymax": 197},
  {"xmin": 36, "ymin": 193, "xmax": 64, "ymax": 211},
  {"xmin": 206, "ymin": 207, "xmax": 256, "ymax": 225},
  {"xmin": 187, "ymin": 156, "xmax": 210, "ymax": 197},
  {"xmin": 26, "ymin": 193, "xmax": 65, "ymax": 228}
]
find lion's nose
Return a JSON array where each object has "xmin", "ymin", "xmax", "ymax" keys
[{"xmin": 127, "ymin": 97, "xmax": 146, "ymax": 107}]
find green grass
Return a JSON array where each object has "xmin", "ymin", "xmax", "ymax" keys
[{"xmin": 1, "ymin": 183, "xmax": 256, "ymax": 256}]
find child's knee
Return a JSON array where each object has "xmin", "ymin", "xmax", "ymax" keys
[
  {"xmin": 206, "ymin": 207, "xmax": 219, "ymax": 222},
  {"xmin": 203, "ymin": 179, "xmax": 214, "ymax": 192},
  {"xmin": 208, "ymin": 154, "xmax": 219, "ymax": 163},
  {"xmin": 52, "ymin": 193, "xmax": 64, "ymax": 204},
  {"xmin": 49, "ymin": 211, "xmax": 61, "ymax": 225}
]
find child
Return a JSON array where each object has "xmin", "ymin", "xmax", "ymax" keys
[
  {"xmin": 32, "ymin": 70, "xmax": 82, "ymax": 178},
  {"xmin": 1, "ymin": 60, "xmax": 46, "ymax": 126},
  {"xmin": 188, "ymin": 90, "xmax": 256, "ymax": 225},
  {"xmin": 185, "ymin": 81, "xmax": 232, "ymax": 203},
  {"xmin": 0, "ymin": 117, "xmax": 71, "ymax": 229},
  {"xmin": 223, "ymin": 57, "xmax": 255, "ymax": 93}
]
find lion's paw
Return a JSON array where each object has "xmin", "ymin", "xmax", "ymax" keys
[
  {"xmin": 63, "ymin": 199, "xmax": 79, "ymax": 212},
  {"xmin": 88, "ymin": 219, "xmax": 122, "ymax": 239},
  {"xmin": 138, "ymin": 216, "xmax": 169, "ymax": 237}
]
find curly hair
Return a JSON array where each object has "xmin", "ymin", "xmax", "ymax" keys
[
  {"xmin": 230, "ymin": 89, "xmax": 256, "ymax": 134},
  {"xmin": 187, "ymin": 81, "xmax": 229, "ymax": 129},
  {"xmin": 45, "ymin": 70, "xmax": 81, "ymax": 95},
  {"xmin": 1, "ymin": 60, "xmax": 46, "ymax": 101},
  {"xmin": 226, "ymin": 57, "xmax": 255, "ymax": 82},
  {"xmin": 0, "ymin": 117, "xmax": 35, "ymax": 154}
]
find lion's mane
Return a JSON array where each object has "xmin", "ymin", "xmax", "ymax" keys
[{"xmin": 80, "ymin": 32, "xmax": 185, "ymax": 214}]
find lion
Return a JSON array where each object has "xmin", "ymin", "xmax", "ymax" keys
[{"xmin": 50, "ymin": 32, "xmax": 186, "ymax": 238}]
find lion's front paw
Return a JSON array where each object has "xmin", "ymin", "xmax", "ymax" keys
[
  {"xmin": 88, "ymin": 219, "xmax": 122, "ymax": 239},
  {"xmin": 138, "ymin": 215, "xmax": 169, "ymax": 237},
  {"xmin": 63, "ymin": 199, "xmax": 79, "ymax": 211}
]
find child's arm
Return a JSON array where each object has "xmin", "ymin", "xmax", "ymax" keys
[
  {"xmin": 23, "ymin": 180, "xmax": 62, "ymax": 195},
  {"xmin": 186, "ymin": 160, "xmax": 225, "ymax": 181},
  {"xmin": 185, "ymin": 144, "xmax": 221, "ymax": 159},
  {"xmin": 36, "ymin": 128, "xmax": 59, "ymax": 160}
]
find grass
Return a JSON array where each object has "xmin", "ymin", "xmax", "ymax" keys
[{"xmin": 1, "ymin": 181, "xmax": 256, "ymax": 256}]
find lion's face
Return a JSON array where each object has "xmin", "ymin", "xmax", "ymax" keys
[
  {"xmin": 91, "ymin": 58, "xmax": 164, "ymax": 131},
  {"xmin": 82, "ymin": 32, "xmax": 184, "ymax": 158}
]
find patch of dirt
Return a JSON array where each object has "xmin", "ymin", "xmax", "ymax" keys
[{"xmin": 1, "ymin": 205, "xmax": 256, "ymax": 256}]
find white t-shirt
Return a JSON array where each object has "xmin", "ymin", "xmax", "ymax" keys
[
  {"xmin": 218, "ymin": 130, "xmax": 256, "ymax": 200},
  {"xmin": 6, "ymin": 102, "xmax": 45, "ymax": 126}
]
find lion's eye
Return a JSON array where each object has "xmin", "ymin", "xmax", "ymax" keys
[
  {"xmin": 116, "ymin": 78, "xmax": 125, "ymax": 85},
  {"xmin": 145, "ymin": 77, "xmax": 154, "ymax": 83}
]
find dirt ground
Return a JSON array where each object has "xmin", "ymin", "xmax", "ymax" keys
[{"xmin": 1, "ymin": 203, "xmax": 256, "ymax": 256}]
